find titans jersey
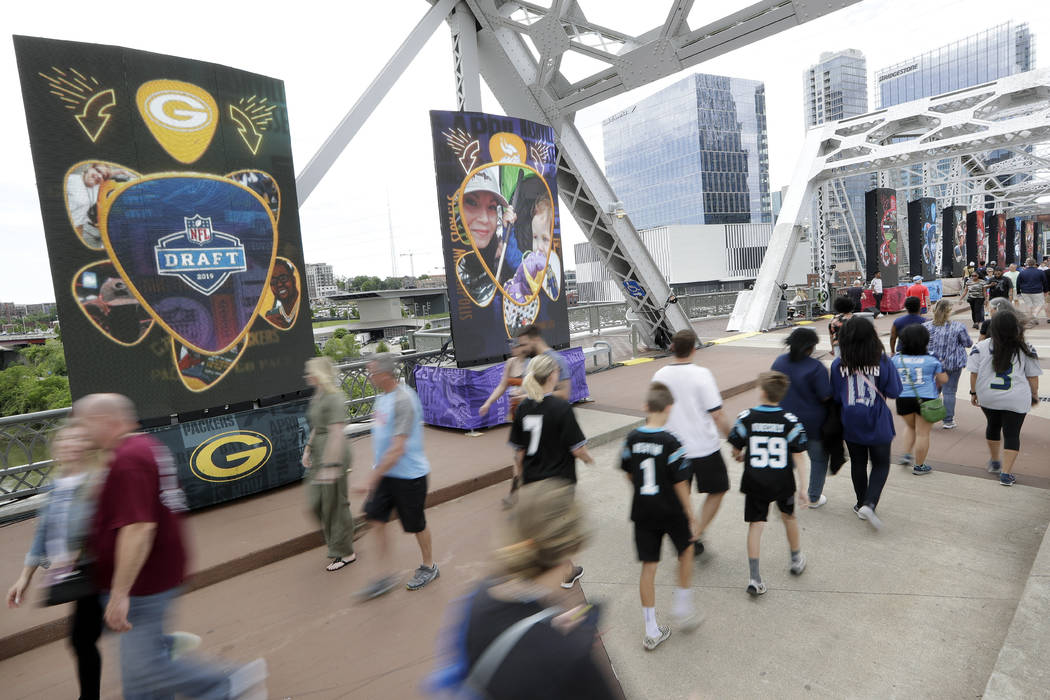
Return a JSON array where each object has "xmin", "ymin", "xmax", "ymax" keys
[
  {"xmin": 728, "ymin": 406, "xmax": 807, "ymax": 497},
  {"xmin": 620, "ymin": 428, "xmax": 691, "ymax": 523}
]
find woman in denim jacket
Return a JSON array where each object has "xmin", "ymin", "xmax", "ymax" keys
[{"xmin": 6, "ymin": 421, "xmax": 105, "ymax": 700}]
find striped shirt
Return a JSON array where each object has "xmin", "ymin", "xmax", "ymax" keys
[{"xmin": 923, "ymin": 321, "xmax": 973, "ymax": 372}]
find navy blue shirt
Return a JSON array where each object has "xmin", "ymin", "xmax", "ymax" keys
[
  {"xmin": 1017, "ymin": 267, "xmax": 1048, "ymax": 294},
  {"xmin": 830, "ymin": 354, "xmax": 902, "ymax": 445},
  {"xmin": 770, "ymin": 353, "xmax": 831, "ymax": 437}
]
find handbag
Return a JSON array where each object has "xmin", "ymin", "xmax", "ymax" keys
[
  {"xmin": 901, "ymin": 363, "xmax": 947, "ymax": 424},
  {"xmin": 40, "ymin": 560, "xmax": 95, "ymax": 607}
]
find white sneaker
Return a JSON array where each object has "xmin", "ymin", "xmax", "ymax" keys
[
  {"xmin": 808, "ymin": 495, "xmax": 827, "ymax": 509},
  {"xmin": 858, "ymin": 505, "xmax": 883, "ymax": 531},
  {"xmin": 168, "ymin": 631, "xmax": 201, "ymax": 660},
  {"xmin": 746, "ymin": 580, "xmax": 767, "ymax": 596},
  {"xmin": 673, "ymin": 610, "xmax": 702, "ymax": 633},
  {"xmin": 789, "ymin": 553, "xmax": 807, "ymax": 576},
  {"xmin": 643, "ymin": 626, "xmax": 671, "ymax": 651},
  {"xmin": 229, "ymin": 658, "xmax": 268, "ymax": 699}
]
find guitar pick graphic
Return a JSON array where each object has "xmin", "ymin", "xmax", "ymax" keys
[
  {"xmin": 100, "ymin": 174, "xmax": 277, "ymax": 354},
  {"xmin": 136, "ymin": 80, "xmax": 218, "ymax": 164}
]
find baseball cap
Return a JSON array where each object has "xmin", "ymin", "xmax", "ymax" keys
[
  {"xmin": 462, "ymin": 168, "xmax": 509, "ymax": 207},
  {"xmin": 99, "ymin": 277, "xmax": 139, "ymax": 306},
  {"xmin": 912, "ymin": 275, "xmax": 923, "ymax": 282}
]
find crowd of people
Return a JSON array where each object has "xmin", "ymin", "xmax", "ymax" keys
[{"xmin": 5, "ymin": 291, "xmax": 1044, "ymax": 697}]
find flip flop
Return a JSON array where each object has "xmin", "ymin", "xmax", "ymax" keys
[{"xmin": 326, "ymin": 556, "xmax": 356, "ymax": 572}]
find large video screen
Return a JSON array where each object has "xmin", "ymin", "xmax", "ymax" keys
[
  {"xmin": 1007, "ymin": 216, "xmax": 1020, "ymax": 266},
  {"xmin": 942, "ymin": 206, "xmax": 966, "ymax": 278},
  {"xmin": 865, "ymin": 188, "xmax": 898, "ymax": 287},
  {"xmin": 908, "ymin": 198, "xmax": 938, "ymax": 281},
  {"xmin": 992, "ymin": 213, "xmax": 1007, "ymax": 269},
  {"xmin": 15, "ymin": 36, "xmax": 314, "ymax": 419},
  {"xmin": 967, "ymin": 211, "xmax": 986, "ymax": 266},
  {"xmin": 429, "ymin": 111, "xmax": 568, "ymax": 367}
]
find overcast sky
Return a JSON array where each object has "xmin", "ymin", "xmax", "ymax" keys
[{"xmin": 2, "ymin": 0, "xmax": 1047, "ymax": 303}]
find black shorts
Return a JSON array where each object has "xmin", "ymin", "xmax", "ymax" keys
[
  {"xmin": 692, "ymin": 451, "xmax": 730, "ymax": 494},
  {"xmin": 364, "ymin": 475, "xmax": 428, "ymax": 533},
  {"xmin": 634, "ymin": 518, "xmax": 692, "ymax": 562},
  {"xmin": 896, "ymin": 397, "xmax": 922, "ymax": 416},
  {"xmin": 744, "ymin": 492, "xmax": 795, "ymax": 523}
]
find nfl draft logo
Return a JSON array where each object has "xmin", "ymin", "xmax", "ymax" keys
[{"xmin": 154, "ymin": 215, "xmax": 247, "ymax": 295}]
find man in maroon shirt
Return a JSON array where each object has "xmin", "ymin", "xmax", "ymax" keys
[{"xmin": 78, "ymin": 394, "xmax": 267, "ymax": 699}]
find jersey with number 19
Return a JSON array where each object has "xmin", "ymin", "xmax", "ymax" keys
[
  {"xmin": 727, "ymin": 406, "xmax": 807, "ymax": 499},
  {"xmin": 509, "ymin": 395, "xmax": 587, "ymax": 484},
  {"xmin": 619, "ymin": 427, "xmax": 691, "ymax": 524}
]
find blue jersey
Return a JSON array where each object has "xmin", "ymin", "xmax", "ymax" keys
[{"xmin": 891, "ymin": 354, "xmax": 943, "ymax": 400}]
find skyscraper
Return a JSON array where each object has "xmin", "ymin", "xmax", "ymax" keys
[
  {"xmin": 803, "ymin": 49, "xmax": 871, "ymax": 268},
  {"xmin": 875, "ymin": 22, "xmax": 1034, "ymax": 109},
  {"xmin": 602, "ymin": 73, "xmax": 771, "ymax": 229}
]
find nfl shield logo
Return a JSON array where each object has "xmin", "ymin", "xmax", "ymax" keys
[{"xmin": 186, "ymin": 215, "xmax": 213, "ymax": 245}]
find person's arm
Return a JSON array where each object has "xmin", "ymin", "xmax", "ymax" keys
[
  {"xmin": 888, "ymin": 325, "xmax": 898, "ymax": 357},
  {"xmin": 7, "ymin": 565, "xmax": 39, "ymax": 608},
  {"xmin": 969, "ymin": 372, "xmax": 979, "ymax": 406},
  {"xmin": 1028, "ymin": 376, "xmax": 1039, "ymax": 407},
  {"xmin": 105, "ymin": 522, "xmax": 157, "ymax": 632},
  {"xmin": 571, "ymin": 444, "xmax": 594, "ymax": 465},
  {"xmin": 365, "ymin": 435, "xmax": 407, "ymax": 492},
  {"xmin": 793, "ymin": 449, "xmax": 810, "ymax": 508},
  {"xmin": 301, "ymin": 429, "xmax": 315, "ymax": 469},
  {"xmin": 563, "ymin": 406, "xmax": 594, "ymax": 465},
  {"xmin": 710, "ymin": 408, "xmax": 731, "ymax": 438},
  {"xmin": 935, "ymin": 371, "xmax": 949, "ymax": 387},
  {"xmin": 480, "ymin": 364, "xmax": 512, "ymax": 416}
]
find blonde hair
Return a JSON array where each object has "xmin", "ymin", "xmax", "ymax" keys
[
  {"xmin": 521, "ymin": 353, "xmax": 558, "ymax": 401},
  {"xmin": 932, "ymin": 299, "xmax": 953, "ymax": 326},
  {"xmin": 305, "ymin": 356, "xmax": 340, "ymax": 394},
  {"xmin": 49, "ymin": 418, "xmax": 101, "ymax": 477},
  {"xmin": 494, "ymin": 479, "xmax": 587, "ymax": 580}
]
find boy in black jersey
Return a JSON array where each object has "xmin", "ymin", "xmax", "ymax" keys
[
  {"xmin": 620, "ymin": 382, "xmax": 699, "ymax": 651},
  {"xmin": 727, "ymin": 371, "xmax": 809, "ymax": 596}
]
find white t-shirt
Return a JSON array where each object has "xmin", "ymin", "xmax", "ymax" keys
[
  {"xmin": 871, "ymin": 277, "xmax": 883, "ymax": 294},
  {"xmin": 652, "ymin": 362, "xmax": 723, "ymax": 458},
  {"xmin": 966, "ymin": 339, "xmax": 1042, "ymax": 413}
]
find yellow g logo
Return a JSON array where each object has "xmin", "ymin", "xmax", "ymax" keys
[
  {"xmin": 136, "ymin": 80, "xmax": 218, "ymax": 164},
  {"xmin": 190, "ymin": 430, "xmax": 272, "ymax": 483}
]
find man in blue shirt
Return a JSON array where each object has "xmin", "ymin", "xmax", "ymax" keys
[
  {"xmin": 889, "ymin": 296, "xmax": 926, "ymax": 356},
  {"xmin": 357, "ymin": 353, "xmax": 438, "ymax": 599},
  {"xmin": 1016, "ymin": 258, "xmax": 1048, "ymax": 320}
]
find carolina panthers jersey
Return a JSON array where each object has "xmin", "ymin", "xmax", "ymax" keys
[
  {"xmin": 727, "ymin": 405, "xmax": 807, "ymax": 496},
  {"xmin": 620, "ymin": 427, "xmax": 691, "ymax": 523}
]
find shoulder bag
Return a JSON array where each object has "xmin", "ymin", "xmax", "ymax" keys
[{"xmin": 902, "ymin": 362, "xmax": 946, "ymax": 424}]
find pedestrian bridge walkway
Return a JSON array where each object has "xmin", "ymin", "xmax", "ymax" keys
[{"xmin": 1, "ymin": 317, "xmax": 1047, "ymax": 698}]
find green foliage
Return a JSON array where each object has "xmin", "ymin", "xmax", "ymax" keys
[
  {"xmin": 323, "ymin": 334, "xmax": 361, "ymax": 362},
  {"xmin": 375, "ymin": 340, "xmax": 390, "ymax": 353},
  {"xmin": 333, "ymin": 328, "xmax": 348, "ymax": 339},
  {"xmin": 0, "ymin": 366, "xmax": 72, "ymax": 415},
  {"xmin": 20, "ymin": 340, "xmax": 67, "ymax": 377},
  {"xmin": 400, "ymin": 340, "xmax": 410, "ymax": 351}
]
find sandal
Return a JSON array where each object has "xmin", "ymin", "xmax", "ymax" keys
[{"xmin": 326, "ymin": 555, "xmax": 357, "ymax": 572}]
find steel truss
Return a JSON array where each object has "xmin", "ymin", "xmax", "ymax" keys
[{"xmin": 729, "ymin": 68, "xmax": 1050, "ymax": 332}]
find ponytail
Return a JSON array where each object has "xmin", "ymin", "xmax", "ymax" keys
[{"xmin": 521, "ymin": 353, "xmax": 557, "ymax": 401}]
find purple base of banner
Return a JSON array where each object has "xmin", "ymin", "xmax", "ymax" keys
[{"xmin": 414, "ymin": 347, "xmax": 589, "ymax": 430}]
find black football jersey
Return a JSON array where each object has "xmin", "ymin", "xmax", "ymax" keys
[
  {"xmin": 510, "ymin": 396, "xmax": 587, "ymax": 484},
  {"xmin": 727, "ymin": 406, "xmax": 807, "ymax": 496},
  {"xmin": 620, "ymin": 428, "xmax": 691, "ymax": 523}
]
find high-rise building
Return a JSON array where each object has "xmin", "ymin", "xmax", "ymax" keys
[
  {"xmin": 803, "ymin": 49, "xmax": 872, "ymax": 269},
  {"xmin": 305, "ymin": 262, "xmax": 336, "ymax": 300},
  {"xmin": 602, "ymin": 73, "xmax": 771, "ymax": 229},
  {"xmin": 875, "ymin": 22, "xmax": 1035, "ymax": 109}
]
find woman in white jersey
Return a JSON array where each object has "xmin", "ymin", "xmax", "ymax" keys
[
  {"xmin": 967, "ymin": 311, "xmax": 1041, "ymax": 486},
  {"xmin": 652, "ymin": 329, "xmax": 730, "ymax": 555}
]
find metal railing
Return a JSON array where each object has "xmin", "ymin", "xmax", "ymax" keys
[
  {"xmin": 0, "ymin": 408, "xmax": 71, "ymax": 501},
  {"xmin": 569, "ymin": 290, "xmax": 743, "ymax": 334},
  {"xmin": 336, "ymin": 346, "xmax": 455, "ymax": 422}
]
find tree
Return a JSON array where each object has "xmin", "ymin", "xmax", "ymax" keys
[
  {"xmin": 21, "ymin": 340, "xmax": 67, "ymax": 377},
  {"xmin": 376, "ymin": 340, "xmax": 390, "ymax": 353},
  {"xmin": 333, "ymin": 328, "xmax": 348, "ymax": 339},
  {"xmin": 323, "ymin": 334, "xmax": 361, "ymax": 362}
]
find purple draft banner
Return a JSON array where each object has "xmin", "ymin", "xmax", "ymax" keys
[{"xmin": 414, "ymin": 348, "xmax": 589, "ymax": 430}]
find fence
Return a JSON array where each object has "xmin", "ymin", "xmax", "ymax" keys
[
  {"xmin": 336, "ymin": 346, "xmax": 454, "ymax": 422},
  {"xmin": 567, "ymin": 290, "xmax": 743, "ymax": 335},
  {"xmin": 0, "ymin": 408, "xmax": 71, "ymax": 502}
]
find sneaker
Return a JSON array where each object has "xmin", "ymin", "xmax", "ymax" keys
[
  {"xmin": 987, "ymin": 460, "xmax": 1002, "ymax": 473},
  {"xmin": 673, "ymin": 610, "xmax": 702, "ymax": 633},
  {"xmin": 1000, "ymin": 473, "xmax": 1017, "ymax": 487},
  {"xmin": 853, "ymin": 504, "xmax": 866, "ymax": 520},
  {"xmin": 168, "ymin": 631, "xmax": 201, "ymax": 660},
  {"xmin": 942, "ymin": 420, "xmax": 956, "ymax": 430},
  {"xmin": 789, "ymin": 553, "xmax": 807, "ymax": 576},
  {"xmin": 899, "ymin": 453, "xmax": 914, "ymax": 467},
  {"xmin": 561, "ymin": 565, "xmax": 584, "ymax": 589},
  {"xmin": 642, "ymin": 625, "xmax": 671, "ymax": 651},
  {"xmin": 357, "ymin": 575, "xmax": 400, "ymax": 601},
  {"xmin": 406, "ymin": 564, "xmax": 440, "ymax": 591},
  {"xmin": 912, "ymin": 464, "xmax": 933, "ymax": 475},
  {"xmin": 228, "ymin": 658, "xmax": 268, "ymax": 699},
  {"xmin": 693, "ymin": 540, "xmax": 705, "ymax": 556},
  {"xmin": 746, "ymin": 580, "xmax": 767, "ymax": 596},
  {"xmin": 808, "ymin": 495, "xmax": 827, "ymax": 509},
  {"xmin": 858, "ymin": 505, "xmax": 883, "ymax": 531}
]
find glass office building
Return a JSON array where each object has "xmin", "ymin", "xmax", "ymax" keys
[
  {"xmin": 602, "ymin": 73, "xmax": 771, "ymax": 229},
  {"xmin": 803, "ymin": 49, "xmax": 872, "ymax": 268},
  {"xmin": 876, "ymin": 22, "xmax": 1034, "ymax": 108}
]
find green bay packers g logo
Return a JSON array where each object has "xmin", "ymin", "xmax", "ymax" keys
[{"xmin": 190, "ymin": 430, "xmax": 272, "ymax": 483}]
